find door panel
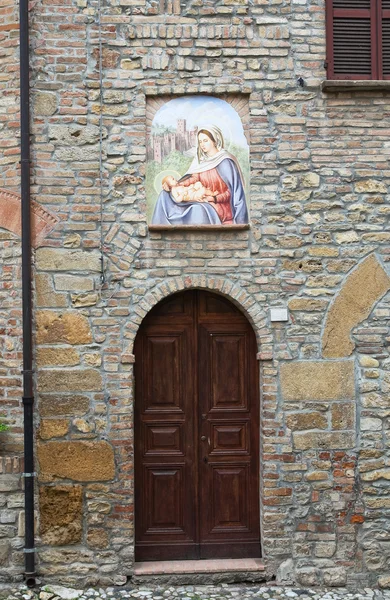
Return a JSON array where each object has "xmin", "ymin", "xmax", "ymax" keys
[
  {"xmin": 135, "ymin": 303, "xmax": 197, "ymax": 560},
  {"xmin": 135, "ymin": 290, "xmax": 260, "ymax": 561},
  {"xmin": 144, "ymin": 423, "xmax": 183, "ymax": 455},
  {"xmin": 146, "ymin": 466, "xmax": 184, "ymax": 530},
  {"xmin": 210, "ymin": 333, "xmax": 247, "ymax": 410},
  {"xmin": 210, "ymin": 465, "xmax": 249, "ymax": 530},
  {"xmin": 198, "ymin": 316, "xmax": 260, "ymax": 558},
  {"xmin": 145, "ymin": 332, "xmax": 188, "ymax": 413},
  {"xmin": 210, "ymin": 422, "xmax": 249, "ymax": 454}
]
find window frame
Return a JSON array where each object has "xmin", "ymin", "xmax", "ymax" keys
[{"xmin": 326, "ymin": 0, "xmax": 390, "ymax": 80}]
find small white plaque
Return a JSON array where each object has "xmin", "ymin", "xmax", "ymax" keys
[{"xmin": 270, "ymin": 308, "xmax": 289, "ymax": 322}]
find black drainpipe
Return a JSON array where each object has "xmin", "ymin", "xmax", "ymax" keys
[{"xmin": 20, "ymin": 0, "xmax": 36, "ymax": 586}]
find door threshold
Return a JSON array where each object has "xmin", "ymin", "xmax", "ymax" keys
[{"xmin": 134, "ymin": 558, "xmax": 265, "ymax": 576}]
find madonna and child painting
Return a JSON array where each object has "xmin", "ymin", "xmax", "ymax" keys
[{"xmin": 146, "ymin": 96, "xmax": 250, "ymax": 227}]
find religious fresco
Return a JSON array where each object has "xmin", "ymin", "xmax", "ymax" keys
[{"xmin": 146, "ymin": 96, "xmax": 250, "ymax": 227}]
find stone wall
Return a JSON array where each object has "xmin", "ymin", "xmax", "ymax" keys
[
  {"xmin": 0, "ymin": 456, "xmax": 24, "ymax": 583},
  {"xmin": 0, "ymin": 0, "xmax": 390, "ymax": 588}
]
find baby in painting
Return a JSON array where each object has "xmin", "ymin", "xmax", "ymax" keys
[{"xmin": 162, "ymin": 175, "xmax": 217, "ymax": 204}]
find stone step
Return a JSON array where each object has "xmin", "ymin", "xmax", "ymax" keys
[
  {"xmin": 134, "ymin": 558, "xmax": 266, "ymax": 576},
  {"xmin": 131, "ymin": 559, "xmax": 269, "ymax": 585}
]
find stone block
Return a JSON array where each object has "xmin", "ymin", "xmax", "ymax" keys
[
  {"xmin": 73, "ymin": 418, "xmax": 95, "ymax": 434},
  {"xmin": 48, "ymin": 124, "xmax": 103, "ymax": 146},
  {"xmin": 360, "ymin": 468, "xmax": 390, "ymax": 481},
  {"xmin": 276, "ymin": 558, "xmax": 294, "ymax": 585},
  {"xmin": 335, "ymin": 231, "xmax": 359, "ymax": 244},
  {"xmin": 293, "ymin": 431, "xmax": 355, "ymax": 451},
  {"xmin": 286, "ymin": 412, "xmax": 327, "ymax": 431},
  {"xmin": 0, "ymin": 510, "xmax": 16, "ymax": 524},
  {"xmin": 17, "ymin": 511, "xmax": 38, "ymax": 538},
  {"xmin": 54, "ymin": 275, "xmax": 94, "ymax": 292},
  {"xmin": 38, "ymin": 441, "xmax": 115, "ymax": 482},
  {"xmin": 0, "ymin": 540, "xmax": 10, "ymax": 565},
  {"xmin": 40, "ymin": 395, "xmax": 90, "ymax": 417},
  {"xmin": 87, "ymin": 501, "xmax": 111, "ymax": 513},
  {"xmin": 87, "ymin": 528, "xmax": 109, "ymax": 549},
  {"xmin": 7, "ymin": 493, "xmax": 24, "ymax": 508},
  {"xmin": 84, "ymin": 353, "xmax": 102, "ymax": 367},
  {"xmin": 315, "ymin": 542, "xmax": 336, "ymax": 557},
  {"xmin": 0, "ymin": 476, "xmax": 20, "ymax": 493},
  {"xmin": 36, "ymin": 248, "xmax": 101, "ymax": 272},
  {"xmin": 305, "ymin": 471, "xmax": 329, "ymax": 481},
  {"xmin": 288, "ymin": 299, "xmax": 328, "ymax": 312},
  {"xmin": 365, "ymin": 497, "xmax": 390, "ymax": 508},
  {"xmin": 33, "ymin": 92, "xmax": 57, "ymax": 116},
  {"xmin": 295, "ymin": 567, "xmax": 320, "ymax": 586},
  {"xmin": 300, "ymin": 172, "xmax": 320, "ymax": 187},
  {"xmin": 360, "ymin": 356, "xmax": 379, "ymax": 368},
  {"xmin": 322, "ymin": 254, "xmax": 390, "ymax": 358},
  {"xmin": 64, "ymin": 234, "xmax": 81, "ymax": 248},
  {"xmin": 308, "ymin": 246, "xmax": 339, "ymax": 257},
  {"xmin": 323, "ymin": 567, "xmax": 347, "ymax": 586},
  {"xmin": 361, "ymin": 417, "xmax": 382, "ymax": 431},
  {"xmin": 40, "ymin": 485, "xmax": 83, "ymax": 545},
  {"xmin": 36, "ymin": 274, "xmax": 67, "ymax": 308},
  {"xmin": 355, "ymin": 179, "xmax": 387, "ymax": 193},
  {"xmin": 37, "ymin": 347, "xmax": 80, "ymax": 367},
  {"xmin": 280, "ymin": 360, "xmax": 355, "ymax": 401},
  {"xmin": 36, "ymin": 311, "xmax": 92, "ymax": 345},
  {"xmin": 331, "ymin": 402, "xmax": 355, "ymax": 430},
  {"xmin": 71, "ymin": 293, "xmax": 98, "ymax": 307},
  {"xmin": 39, "ymin": 419, "xmax": 69, "ymax": 440},
  {"xmin": 379, "ymin": 575, "xmax": 390, "ymax": 589},
  {"xmin": 38, "ymin": 369, "xmax": 102, "ymax": 393}
]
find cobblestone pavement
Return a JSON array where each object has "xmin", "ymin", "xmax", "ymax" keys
[{"xmin": 2, "ymin": 585, "xmax": 390, "ymax": 600}]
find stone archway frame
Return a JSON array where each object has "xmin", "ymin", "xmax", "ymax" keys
[
  {"xmin": 321, "ymin": 253, "xmax": 390, "ymax": 359},
  {"xmin": 0, "ymin": 188, "xmax": 60, "ymax": 248},
  {"xmin": 125, "ymin": 275, "xmax": 270, "ymax": 572},
  {"xmin": 124, "ymin": 275, "xmax": 271, "ymax": 359}
]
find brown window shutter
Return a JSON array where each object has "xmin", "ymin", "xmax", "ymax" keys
[
  {"xmin": 381, "ymin": 0, "xmax": 390, "ymax": 78},
  {"xmin": 326, "ymin": 0, "xmax": 377, "ymax": 79}
]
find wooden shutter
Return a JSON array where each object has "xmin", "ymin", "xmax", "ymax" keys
[
  {"xmin": 326, "ymin": 0, "xmax": 378, "ymax": 79},
  {"xmin": 381, "ymin": 0, "xmax": 390, "ymax": 78}
]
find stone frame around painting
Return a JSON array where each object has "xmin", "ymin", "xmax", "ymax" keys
[{"xmin": 145, "ymin": 92, "xmax": 251, "ymax": 232}]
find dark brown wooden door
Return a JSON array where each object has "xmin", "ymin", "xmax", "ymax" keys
[{"xmin": 134, "ymin": 290, "xmax": 260, "ymax": 561}]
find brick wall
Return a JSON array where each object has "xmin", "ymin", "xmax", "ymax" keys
[{"xmin": 0, "ymin": 0, "xmax": 389, "ymax": 588}]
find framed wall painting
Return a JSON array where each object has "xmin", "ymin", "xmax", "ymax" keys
[{"xmin": 146, "ymin": 95, "xmax": 250, "ymax": 228}]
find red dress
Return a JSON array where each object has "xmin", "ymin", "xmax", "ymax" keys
[{"xmin": 181, "ymin": 168, "xmax": 233, "ymax": 224}]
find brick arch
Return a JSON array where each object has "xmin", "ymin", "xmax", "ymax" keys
[
  {"xmin": 127, "ymin": 275, "xmax": 268, "ymax": 354},
  {"xmin": 0, "ymin": 189, "xmax": 59, "ymax": 248}
]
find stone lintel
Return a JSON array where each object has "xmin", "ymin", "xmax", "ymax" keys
[{"xmin": 322, "ymin": 80, "xmax": 390, "ymax": 93}]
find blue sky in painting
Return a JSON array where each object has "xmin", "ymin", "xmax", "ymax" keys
[{"xmin": 153, "ymin": 96, "xmax": 248, "ymax": 150}]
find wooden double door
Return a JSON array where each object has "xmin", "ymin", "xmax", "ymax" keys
[{"xmin": 134, "ymin": 290, "xmax": 260, "ymax": 561}]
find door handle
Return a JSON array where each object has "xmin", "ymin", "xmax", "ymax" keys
[{"xmin": 201, "ymin": 435, "xmax": 207, "ymax": 441}]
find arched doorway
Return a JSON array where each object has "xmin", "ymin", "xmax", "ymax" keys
[{"xmin": 134, "ymin": 290, "xmax": 260, "ymax": 561}]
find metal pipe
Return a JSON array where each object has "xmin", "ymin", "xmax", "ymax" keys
[{"xmin": 19, "ymin": 0, "xmax": 36, "ymax": 584}]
